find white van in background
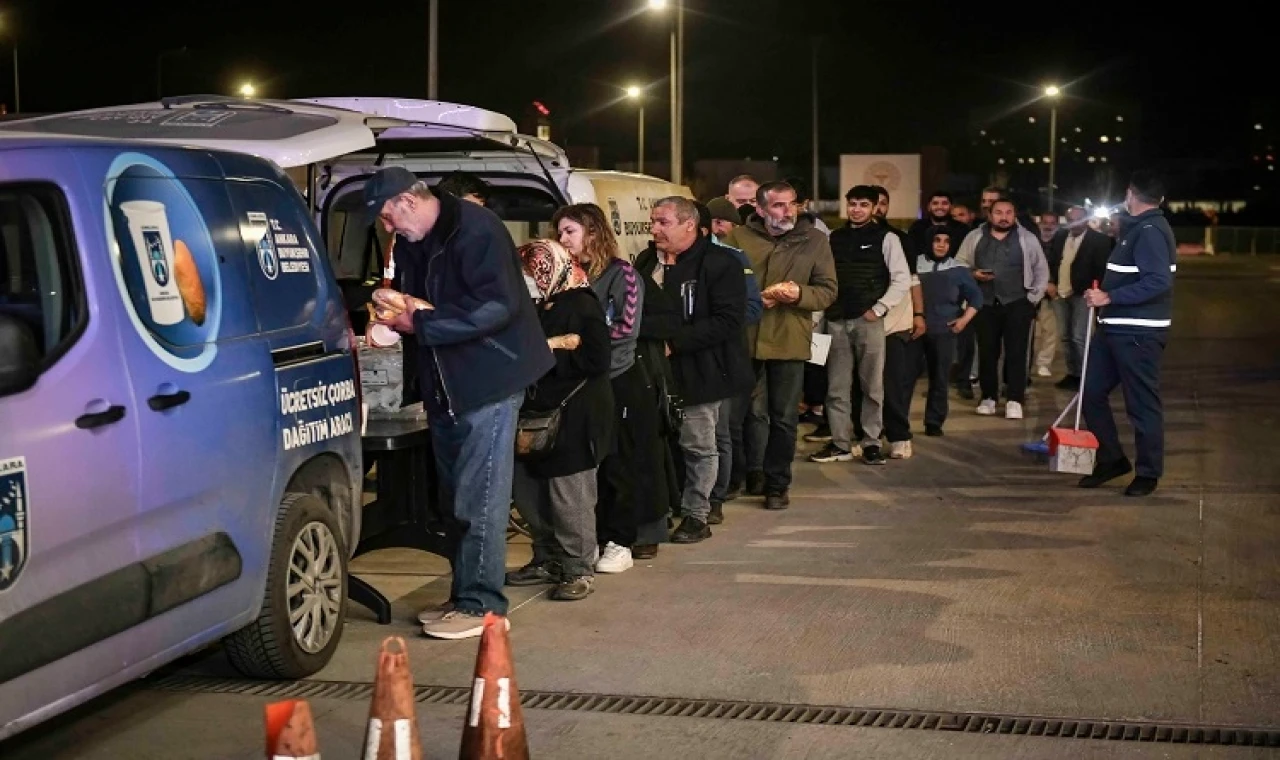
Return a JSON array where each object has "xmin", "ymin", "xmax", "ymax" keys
[{"xmin": 297, "ymin": 97, "xmax": 689, "ymax": 284}]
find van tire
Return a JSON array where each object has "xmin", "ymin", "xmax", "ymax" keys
[{"xmin": 224, "ymin": 493, "xmax": 347, "ymax": 679}]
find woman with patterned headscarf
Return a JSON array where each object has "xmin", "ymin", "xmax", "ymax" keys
[{"xmin": 506, "ymin": 240, "xmax": 614, "ymax": 601}]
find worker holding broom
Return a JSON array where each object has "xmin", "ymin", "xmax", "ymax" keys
[{"xmin": 1078, "ymin": 171, "xmax": 1177, "ymax": 497}]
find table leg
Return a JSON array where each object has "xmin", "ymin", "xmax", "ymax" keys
[{"xmin": 347, "ymin": 573, "xmax": 392, "ymax": 624}]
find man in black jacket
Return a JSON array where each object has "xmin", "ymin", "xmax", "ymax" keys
[
  {"xmin": 1045, "ymin": 205, "xmax": 1113, "ymax": 390},
  {"xmin": 368, "ymin": 167, "xmax": 554, "ymax": 639},
  {"xmin": 635, "ymin": 196, "xmax": 750, "ymax": 543},
  {"xmin": 907, "ymin": 191, "xmax": 969, "ymax": 261}
]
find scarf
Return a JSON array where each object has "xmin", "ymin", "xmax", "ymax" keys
[{"xmin": 519, "ymin": 239, "xmax": 590, "ymax": 299}]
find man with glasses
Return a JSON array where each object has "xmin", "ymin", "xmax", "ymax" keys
[{"xmin": 365, "ymin": 167, "xmax": 553, "ymax": 639}]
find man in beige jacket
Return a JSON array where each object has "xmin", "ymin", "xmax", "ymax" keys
[{"xmin": 724, "ymin": 181, "xmax": 837, "ymax": 509}]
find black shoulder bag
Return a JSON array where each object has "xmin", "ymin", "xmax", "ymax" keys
[{"xmin": 515, "ymin": 379, "xmax": 588, "ymax": 460}]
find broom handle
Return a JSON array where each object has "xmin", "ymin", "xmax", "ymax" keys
[{"xmin": 1075, "ymin": 279, "xmax": 1099, "ymax": 431}]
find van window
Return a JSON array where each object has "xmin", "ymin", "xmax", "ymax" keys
[
  {"xmin": 0, "ymin": 184, "xmax": 83, "ymax": 363},
  {"xmin": 228, "ymin": 181, "xmax": 328, "ymax": 332}
]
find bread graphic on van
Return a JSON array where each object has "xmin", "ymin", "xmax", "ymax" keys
[{"xmin": 172, "ymin": 239, "xmax": 207, "ymax": 326}]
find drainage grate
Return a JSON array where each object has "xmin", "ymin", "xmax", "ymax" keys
[{"xmin": 148, "ymin": 675, "xmax": 1280, "ymax": 747}]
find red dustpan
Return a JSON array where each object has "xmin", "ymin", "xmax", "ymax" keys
[{"xmin": 1048, "ymin": 281, "xmax": 1099, "ymax": 474}]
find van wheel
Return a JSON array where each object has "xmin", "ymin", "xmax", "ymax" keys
[{"xmin": 224, "ymin": 493, "xmax": 347, "ymax": 679}]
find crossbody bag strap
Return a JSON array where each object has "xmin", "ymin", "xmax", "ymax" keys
[{"xmin": 559, "ymin": 378, "xmax": 590, "ymax": 408}]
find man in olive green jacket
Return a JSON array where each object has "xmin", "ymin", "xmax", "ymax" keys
[{"xmin": 723, "ymin": 181, "xmax": 837, "ymax": 508}]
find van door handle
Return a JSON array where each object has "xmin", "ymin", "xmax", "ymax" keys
[
  {"xmin": 76, "ymin": 405, "xmax": 126, "ymax": 429},
  {"xmin": 148, "ymin": 390, "xmax": 191, "ymax": 411}
]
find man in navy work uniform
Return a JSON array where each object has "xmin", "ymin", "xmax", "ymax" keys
[
  {"xmin": 1079, "ymin": 171, "xmax": 1177, "ymax": 497},
  {"xmin": 368, "ymin": 167, "xmax": 554, "ymax": 638}
]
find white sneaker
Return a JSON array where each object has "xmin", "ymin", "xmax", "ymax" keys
[
  {"xmin": 1005, "ymin": 401, "xmax": 1024, "ymax": 419},
  {"xmin": 1036, "ymin": 366, "xmax": 1052, "ymax": 378},
  {"xmin": 976, "ymin": 399, "xmax": 997, "ymax": 415},
  {"xmin": 595, "ymin": 542, "xmax": 633, "ymax": 574},
  {"xmin": 889, "ymin": 440, "xmax": 913, "ymax": 459}
]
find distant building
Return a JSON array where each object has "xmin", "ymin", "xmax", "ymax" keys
[{"xmin": 961, "ymin": 98, "xmax": 1139, "ymax": 212}]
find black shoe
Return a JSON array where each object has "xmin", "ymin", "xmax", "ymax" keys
[
  {"xmin": 956, "ymin": 383, "xmax": 975, "ymax": 400},
  {"xmin": 764, "ymin": 491, "xmax": 790, "ymax": 510},
  {"xmin": 745, "ymin": 471, "xmax": 766, "ymax": 496},
  {"xmin": 925, "ymin": 425, "xmax": 944, "ymax": 437},
  {"xmin": 505, "ymin": 562, "xmax": 559, "ymax": 587},
  {"xmin": 632, "ymin": 544, "xmax": 658, "ymax": 559},
  {"xmin": 808, "ymin": 443, "xmax": 854, "ymax": 463},
  {"xmin": 803, "ymin": 423, "xmax": 832, "ymax": 443},
  {"xmin": 670, "ymin": 516, "xmax": 711, "ymax": 543},
  {"xmin": 707, "ymin": 501, "xmax": 725, "ymax": 525},
  {"xmin": 552, "ymin": 576, "xmax": 594, "ymax": 601},
  {"xmin": 1055, "ymin": 375, "xmax": 1081, "ymax": 391},
  {"xmin": 1078, "ymin": 458, "xmax": 1133, "ymax": 488},
  {"xmin": 1125, "ymin": 476, "xmax": 1158, "ymax": 497},
  {"xmin": 861, "ymin": 444, "xmax": 886, "ymax": 466},
  {"xmin": 799, "ymin": 410, "xmax": 825, "ymax": 426}
]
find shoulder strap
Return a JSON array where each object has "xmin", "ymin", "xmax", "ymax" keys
[{"xmin": 559, "ymin": 379, "xmax": 590, "ymax": 408}]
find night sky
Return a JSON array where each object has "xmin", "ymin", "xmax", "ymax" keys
[{"xmin": 3, "ymin": 1, "xmax": 1272, "ymax": 179}]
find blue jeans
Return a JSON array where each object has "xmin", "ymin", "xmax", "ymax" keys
[{"xmin": 430, "ymin": 392, "xmax": 522, "ymax": 615}]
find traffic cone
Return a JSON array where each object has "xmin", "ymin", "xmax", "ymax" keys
[
  {"xmin": 363, "ymin": 636, "xmax": 424, "ymax": 760},
  {"xmin": 459, "ymin": 613, "xmax": 528, "ymax": 760},
  {"xmin": 265, "ymin": 699, "xmax": 320, "ymax": 760}
]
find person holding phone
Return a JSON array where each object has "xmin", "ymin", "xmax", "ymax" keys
[{"xmin": 955, "ymin": 197, "xmax": 1049, "ymax": 420}]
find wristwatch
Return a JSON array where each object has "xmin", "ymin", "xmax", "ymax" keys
[{"xmin": 873, "ymin": 304, "xmax": 887, "ymax": 318}]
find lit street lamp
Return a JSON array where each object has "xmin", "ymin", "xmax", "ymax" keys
[
  {"xmin": 239, "ymin": 82, "xmax": 256, "ymax": 99},
  {"xmin": 647, "ymin": 0, "xmax": 683, "ymax": 185},
  {"xmin": 1043, "ymin": 84, "xmax": 1062, "ymax": 212},
  {"xmin": 626, "ymin": 86, "xmax": 645, "ymax": 174}
]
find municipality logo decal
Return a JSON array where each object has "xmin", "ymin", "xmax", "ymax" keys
[
  {"xmin": 0, "ymin": 457, "xmax": 29, "ymax": 592},
  {"xmin": 257, "ymin": 233, "xmax": 279, "ymax": 280},
  {"xmin": 608, "ymin": 198, "xmax": 623, "ymax": 237}
]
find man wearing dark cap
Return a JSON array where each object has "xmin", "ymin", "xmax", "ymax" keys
[
  {"xmin": 707, "ymin": 197, "xmax": 742, "ymax": 240},
  {"xmin": 367, "ymin": 167, "xmax": 553, "ymax": 639}
]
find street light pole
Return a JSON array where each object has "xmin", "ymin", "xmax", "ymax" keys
[
  {"xmin": 627, "ymin": 86, "xmax": 645, "ymax": 174},
  {"xmin": 1044, "ymin": 84, "xmax": 1061, "ymax": 213},
  {"xmin": 638, "ymin": 105, "xmax": 646, "ymax": 174},
  {"xmin": 11, "ymin": 45, "xmax": 17, "ymax": 113},
  {"xmin": 1048, "ymin": 103, "xmax": 1057, "ymax": 212},
  {"xmin": 649, "ymin": 0, "xmax": 683, "ymax": 185},
  {"xmin": 675, "ymin": 0, "xmax": 683, "ymax": 186},
  {"xmin": 428, "ymin": 0, "xmax": 438, "ymax": 99},
  {"xmin": 811, "ymin": 37, "xmax": 819, "ymax": 204}
]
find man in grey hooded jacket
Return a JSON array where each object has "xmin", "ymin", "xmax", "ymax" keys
[{"xmin": 955, "ymin": 197, "xmax": 1049, "ymax": 421}]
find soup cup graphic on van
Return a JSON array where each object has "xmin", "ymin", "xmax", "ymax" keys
[{"xmin": 119, "ymin": 200, "xmax": 184, "ymax": 326}]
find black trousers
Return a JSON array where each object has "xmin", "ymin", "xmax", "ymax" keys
[
  {"xmin": 597, "ymin": 363, "xmax": 656, "ymax": 547},
  {"xmin": 883, "ymin": 332, "xmax": 919, "ymax": 443},
  {"xmin": 922, "ymin": 332, "xmax": 957, "ymax": 428},
  {"xmin": 953, "ymin": 320, "xmax": 977, "ymax": 385},
  {"xmin": 1082, "ymin": 330, "xmax": 1168, "ymax": 478},
  {"xmin": 803, "ymin": 362, "xmax": 828, "ymax": 408},
  {"xmin": 975, "ymin": 298, "xmax": 1035, "ymax": 404}
]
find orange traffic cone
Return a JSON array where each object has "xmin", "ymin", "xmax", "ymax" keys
[
  {"xmin": 459, "ymin": 613, "xmax": 529, "ymax": 760},
  {"xmin": 363, "ymin": 636, "xmax": 424, "ymax": 760},
  {"xmin": 265, "ymin": 699, "xmax": 320, "ymax": 760}
]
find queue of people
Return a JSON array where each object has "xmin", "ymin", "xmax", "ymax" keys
[{"xmin": 363, "ymin": 166, "xmax": 1177, "ymax": 640}]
